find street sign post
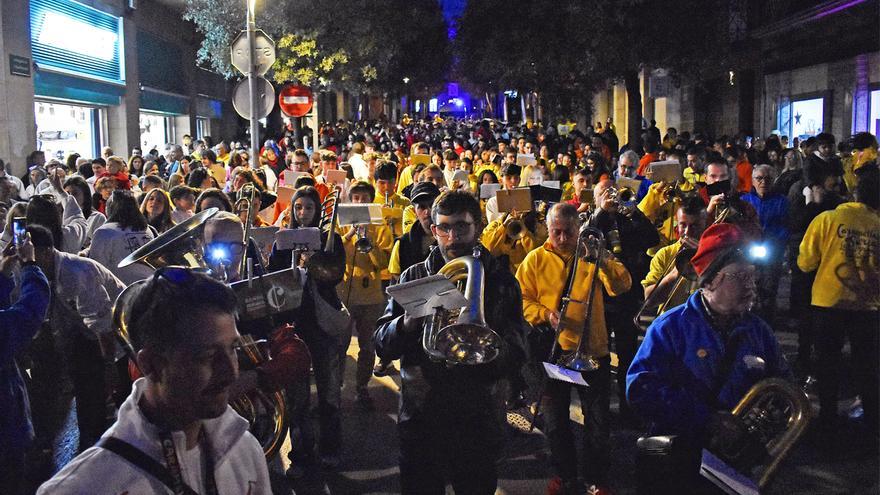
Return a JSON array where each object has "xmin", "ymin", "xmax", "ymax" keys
[
  {"xmin": 230, "ymin": 3, "xmax": 276, "ymax": 170},
  {"xmin": 278, "ymin": 84, "xmax": 313, "ymax": 117},
  {"xmin": 230, "ymin": 29, "xmax": 275, "ymax": 76},
  {"xmin": 232, "ymin": 77, "xmax": 275, "ymax": 120}
]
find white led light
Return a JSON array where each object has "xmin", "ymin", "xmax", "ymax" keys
[{"xmin": 749, "ymin": 244, "xmax": 767, "ymax": 259}]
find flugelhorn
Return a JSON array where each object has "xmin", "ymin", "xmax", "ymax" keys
[
  {"xmin": 354, "ymin": 225, "xmax": 373, "ymax": 253},
  {"xmin": 423, "ymin": 248, "xmax": 503, "ymax": 365},
  {"xmin": 503, "ymin": 212, "xmax": 526, "ymax": 240}
]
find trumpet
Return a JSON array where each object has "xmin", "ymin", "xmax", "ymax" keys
[
  {"xmin": 234, "ymin": 183, "xmax": 257, "ymax": 276},
  {"xmin": 503, "ymin": 212, "xmax": 526, "ymax": 240},
  {"xmin": 608, "ymin": 186, "xmax": 637, "ymax": 217},
  {"xmin": 354, "ymin": 225, "xmax": 373, "ymax": 253},
  {"xmin": 550, "ymin": 225, "xmax": 605, "ymax": 372}
]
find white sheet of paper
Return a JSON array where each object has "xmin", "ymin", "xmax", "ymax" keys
[
  {"xmin": 542, "ymin": 362, "xmax": 589, "ymax": 386},
  {"xmin": 699, "ymin": 449, "xmax": 759, "ymax": 495},
  {"xmin": 283, "ymin": 170, "xmax": 308, "ymax": 186},
  {"xmin": 274, "ymin": 227, "xmax": 321, "ymax": 251},
  {"xmin": 480, "ymin": 183, "xmax": 502, "ymax": 200},
  {"xmin": 337, "ymin": 204, "xmax": 384, "ymax": 226},
  {"xmin": 541, "ymin": 180, "xmax": 561, "ymax": 189},
  {"xmin": 516, "ymin": 153, "xmax": 537, "ymax": 167},
  {"xmin": 386, "ymin": 274, "xmax": 469, "ymax": 318}
]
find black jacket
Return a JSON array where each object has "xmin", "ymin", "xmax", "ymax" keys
[
  {"xmin": 589, "ymin": 207, "xmax": 660, "ymax": 306},
  {"xmin": 396, "ymin": 223, "xmax": 435, "ymax": 275},
  {"xmin": 374, "ymin": 245, "xmax": 528, "ymax": 423}
]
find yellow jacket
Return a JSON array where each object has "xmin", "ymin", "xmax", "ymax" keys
[
  {"xmin": 480, "ymin": 215, "xmax": 547, "ymax": 274},
  {"xmin": 402, "ymin": 204, "xmax": 417, "ymax": 234},
  {"xmin": 682, "ymin": 167, "xmax": 704, "ymax": 191},
  {"xmin": 396, "ymin": 164, "xmax": 415, "ymax": 194},
  {"xmin": 641, "ymin": 242, "xmax": 695, "ymax": 312},
  {"xmin": 638, "ymin": 183, "xmax": 678, "ymax": 247},
  {"xmin": 338, "ymin": 224, "xmax": 394, "ymax": 306},
  {"xmin": 797, "ymin": 202, "xmax": 880, "ymax": 310},
  {"xmin": 516, "ymin": 241, "xmax": 631, "ymax": 357},
  {"xmin": 374, "ymin": 192, "xmax": 411, "ymax": 239}
]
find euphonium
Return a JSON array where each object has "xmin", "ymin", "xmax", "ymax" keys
[
  {"xmin": 716, "ymin": 378, "xmax": 812, "ymax": 490},
  {"xmin": 423, "ymin": 248, "xmax": 503, "ymax": 365}
]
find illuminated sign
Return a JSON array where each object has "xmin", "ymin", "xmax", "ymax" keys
[
  {"xmin": 30, "ymin": 0, "xmax": 123, "ymax": 83},
  {"xmin": 37, "ymin": 12, "xmax": 118, "ymax": 61},
  {"xmin": 429, "ymin": 98, "xmax": 438, "ymax": 113}
]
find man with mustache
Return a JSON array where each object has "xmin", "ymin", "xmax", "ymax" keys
[
  {"xmin": 627, "ymin": 223, "xmax": 790, "ymax": 493},
  {"xmin": 38, "ymin": 268, "xmax": 272, "ymax": 494},
  {"xmin": 374, "ymin": 190, "xmax": 528, "ymax": 494}
]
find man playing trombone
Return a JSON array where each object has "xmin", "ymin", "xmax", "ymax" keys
[
  {"xmin": 374, "ymin": 190, "xmax": 528, "ymax": 494},
  {"xmin": 516, "ymin": 203, "xmax": 631, "ymax": 495}
]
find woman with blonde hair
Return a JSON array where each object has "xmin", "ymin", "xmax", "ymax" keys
[{"xmin": 139, "ymin": 188, "xmax": 175, "ymax": 233}]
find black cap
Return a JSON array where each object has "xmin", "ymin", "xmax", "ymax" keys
[{"xmin": 409, "ymin": 181, "xmax": 441, "ymax": 204}]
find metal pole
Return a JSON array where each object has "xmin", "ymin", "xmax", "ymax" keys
[{"xmin": 247, "ymin": 0, "xmax": 260, "ymax": 169}]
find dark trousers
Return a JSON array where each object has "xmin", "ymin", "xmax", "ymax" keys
[
  {"xmin": 790, "ymin": 267, "xmax": 816, "ymax": 368},
  {"xmin": 67, "ymin": 332, "xmax": 109, "ymax": 449},
  {"xmin": 754, "ymin": 251, "xmax": 783, "ymax": 324},
  {"xmin": 542, "ymin": 356, "xmax": 611, "ymax": 485},
  {"xmin": 288, "ymin": 333, "xmax": 346, "ymax": 462},
  {"xmin": 605, "ymin": 310, "xmax": 639, "ymax": 408},
  {"xmin": 398, "ymin": 413, "xmax": 503, "ymax": 494},
  {"xmin": 813, "ymin": 307, "xmax": 880, "ymax": 432}
]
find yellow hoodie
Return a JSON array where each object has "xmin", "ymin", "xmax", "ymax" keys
[
  {"xmin": 516, "ymin": 241, "xmax": 631, "ymax": 357},
  {"xmin": 481, "ymin": 214, "xmax": 546, "ymax": 274},
  {"xmin": 798, "ymin": 202, "xmax": 879, "ymax": 310},
  {"xmin": 338, "ymin": 224, "xmax": 394, "ymax": 306}
]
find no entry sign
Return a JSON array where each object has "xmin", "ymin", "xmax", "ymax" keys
[{"xmin": 278, "ymin": 84, "xmax": 313, "ymax": 117}]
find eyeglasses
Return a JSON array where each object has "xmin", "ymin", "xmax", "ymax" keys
[
  {"xmin": 434, "ymin": 221, "xmax": 474, "ymax": 237},
  {"xmin": 753, "ymin": 175, "xmax": 771, "ymax": 182},
  {"xmin": 719, "ymin": 269, "xmax": 756, "ymax": 283}
]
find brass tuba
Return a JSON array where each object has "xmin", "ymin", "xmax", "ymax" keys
[
  {"xmin": 423, "ymin": 248, "xmax": 504, "ymax": 365},
  {"xmin": 114, "ymin": 212, "xmax": 289, "ymax": 460},
  {"xmin": 711, "ymin": 378, "xmax": 812, "ymax": 490}
]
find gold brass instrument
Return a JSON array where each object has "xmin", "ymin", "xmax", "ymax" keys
[
  {"xmin": 503, "ymin": 212, "xmax": 526, "ymax": 240},
  {"xmin": 550, "ymin": 225, "xmax": 604, "ymax": 372},
  {"xmin": 608, "ymin": 186, "xmax": 637, "ymax": 217},
  {"xmin": 717, "ymin": 378, "xmax": 812, "ymax": 490},
  {"xmin": 234, "ymin": 183, "xmax": 257, "ymax": 275},
  {"xmin": 354, "ymin": 225, "xmax": 373, "ymax": 253},
  {"xmin": 633, "ymin": 242, "xmax": 698, "ymax": 331},
  {"xmin": 423, "ymin": 248, "xmax": 503, "ymax": 365},
  {"xmin": 113, "ymin": 211, "xmax": 289, "ymax": 460}
]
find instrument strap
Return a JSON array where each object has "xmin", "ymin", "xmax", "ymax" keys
[{"xmin": 98, "ymin": 429, "xmax": 216, "ymax": 495}]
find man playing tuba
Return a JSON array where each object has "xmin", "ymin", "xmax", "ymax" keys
[{"xmin": 374, "ymin": 190, "xmax": 528, "ymax": 494}]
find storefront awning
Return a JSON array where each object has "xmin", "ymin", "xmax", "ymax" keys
[
  {"xmin": 34, "ymin": 68, "xmax": 125, "ymax": 106},
  {"xmin": 140, "ymin": 87, "xmax": 189, "ymax": 115}
]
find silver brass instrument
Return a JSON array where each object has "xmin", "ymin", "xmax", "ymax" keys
[
  {"xmin": 354, "ymin": 225, "xmax": 373, "ymax": 253},
  {"xmin": 114, "ymin": 210, "xmax": 289, "ymax": 460},
  {"xmin": 633, "ymin": 242, "xmax": 698, "ymax": 331},
  {"xmin": 715, "ymin": 378, "xmax": 812, "ymax": 490},
  {"xmin": 423, "ymin": 248, "xmax": 503, "ymax": 365},
  {"xmin": 608, "ymin": 186, "xmax": 637, "ymax": 217},
  {"xmin": 234, "ymin": 183, "xmax": 257, "ymax": 275},
  {"xmin": 550, "ymin": 225, "xmax": 604, "ymax": 372}
]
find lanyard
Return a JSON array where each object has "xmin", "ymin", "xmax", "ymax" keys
[{"xmin": 159, "ymin": 429, "xmax": 217, "ymax": 495}]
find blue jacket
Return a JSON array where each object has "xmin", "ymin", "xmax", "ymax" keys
[
  {"xmin": 742, "ymin": 191, "xmax": 790, "ymax": 246},
  {"xmin": 0, "ymin": 265, "xmax": 51, "ymax": 456},
  {"xmin": 626, "ymin": 291, "xmax": 789, "ymax": 439}
]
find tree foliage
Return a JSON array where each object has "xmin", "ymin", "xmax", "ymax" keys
[{"xmin": 184, "ymin": 0, "xmax": 450, "ymax": 92}]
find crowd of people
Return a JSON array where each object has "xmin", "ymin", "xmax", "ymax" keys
[{"xmin": 0, "ymin": 114, "xmax": 877, "ymax": 495}]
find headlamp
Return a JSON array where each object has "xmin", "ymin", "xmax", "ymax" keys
[{"xmin": 748, "ymin": 243, "xmax": 768, "ymax": 261}]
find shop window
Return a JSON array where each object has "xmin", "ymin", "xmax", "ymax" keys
[
  {"xmin": 139, "ymin": 112, "xmax": 170, "ymax": 154},
  {"xmin": 778, "ymin": 97, "xmax": 824, "ymax": 140},
  {"xmin": 35, "ymin": 101, "xmax": 100, "ymax": 159},
  {"xmin": 870, "ymin": 90, "xmax": 880, "ymax": 136},
  {"xmin": 196, "ymin": 117, "xmax": 211, "ymax": 140}
]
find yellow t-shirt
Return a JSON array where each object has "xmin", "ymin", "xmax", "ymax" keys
[
  {"xmin": 641, "ymin": 242, "xmax": 695, "ymax": 313},
  {"xmin": 516, "ymin": 242, "xmax": 631, "ymax": 356},
  {"xmin": 798, "ymin": 202, "xmax": 880, "ymax": 310}
]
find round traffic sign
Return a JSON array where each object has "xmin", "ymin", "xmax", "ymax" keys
[
  {"xmin": 278, "ymin": 84, "xmax": 313, "ymax": 117},
  {"xmin": 232, "ymin": 77, "xmax": 276, "ymax": 120}
]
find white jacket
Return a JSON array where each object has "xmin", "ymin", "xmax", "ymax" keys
[
  {"xmin": 37, "ymin": 378, "xmax": 273, "ymax": 495},
  {"xmin": 51, "ymin": 250, "xmax": 126, "ymax": 340},
  {"xmin": 87, "ymin": 223, "xmax": 156, "ymax": 285}
]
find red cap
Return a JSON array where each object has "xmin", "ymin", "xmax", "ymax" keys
[{"xmin": 690, "ymin": 223, "xmax": 745, "ymax": 277}]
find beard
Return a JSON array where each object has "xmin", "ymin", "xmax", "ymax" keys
[{"xmin": 441, "ymin": 241, "xmax": 476, "ymax": 262}]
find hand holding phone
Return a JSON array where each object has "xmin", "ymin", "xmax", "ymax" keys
[{"xmin": 12, "ymin": 217, "xmax": 26, "ymax": 247}]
